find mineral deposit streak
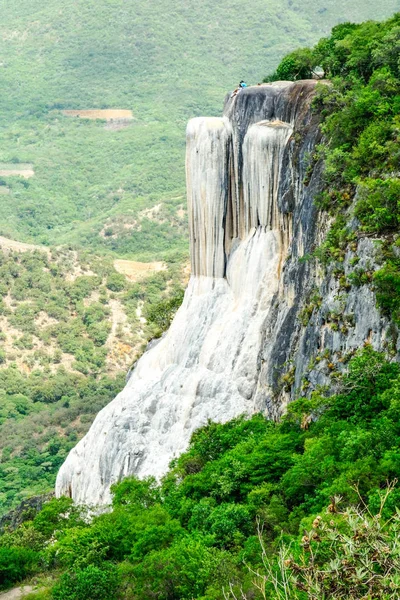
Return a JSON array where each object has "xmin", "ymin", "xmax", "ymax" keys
[{"xmin": 56, "ymin": 81, "xmax": 321, "ymax": 505}]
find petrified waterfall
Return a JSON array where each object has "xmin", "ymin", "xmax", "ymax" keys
[{"xmin": 56, "ymin": 81, "xmax": 323, "ymax": 505}]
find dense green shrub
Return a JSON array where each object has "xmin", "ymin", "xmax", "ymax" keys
[
  {"xmin": 65, "ymin": 277, "xmax": 101, "ymax": 304},
  {"xmin": 0, "ymin": 546, "xmax": 38, "ymax": 589},
  {"xmin": 144, "ymin": 288, "xmax": 184, "ymax": 336},
  {"xmin": 105, "ymin": 273, "xmax": 126, "ymax": 293},
  {"xmin": 111, "ymin": 476, "xmax": 161, "ymax": 509},
  {"xmin": 129, "ymin": 537, "xmax": 233, "ymax": 600},
  {"xmin": 32, "ymin": 497, "xmax": 84, "ymax": 537},
  {"xmin": 275, "ymin": 48, "xmax": 315, "ymax": 80},
  {"xmin": 373, "ymin": 261, "xmax": 400, "ymax": 322},
  {"xmin": 52, "ymin": 564, "xmax": 120, "ymax": 600},
  {"xmin": 2, "ymin": 348, "xmax": 400, "ymax": 597},
  {"xmin": 355, "ymin": 178, "xmax": 400, "ymax": 233}
]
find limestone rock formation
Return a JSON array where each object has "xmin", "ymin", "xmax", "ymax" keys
[{"xmin": 56, "ymin": 81, "xmax": 394, "ymax": 506}]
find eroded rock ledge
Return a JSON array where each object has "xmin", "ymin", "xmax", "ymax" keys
[{"xmin": 56, "ymin": 82, "xmax": 392, "ymax": 506}]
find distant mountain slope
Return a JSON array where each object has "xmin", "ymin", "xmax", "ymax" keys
[
  {"xmin": 0, "ymin": 242, "xmax": 185, "ymax": 511},
  {"xmin": 0, "ymin": 0, "xmax": 397, "ymax": 256}
]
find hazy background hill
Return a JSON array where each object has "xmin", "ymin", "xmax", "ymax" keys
[{"xmin": 0, "ymin": 0, "xmax": 398, "ymax": 259}]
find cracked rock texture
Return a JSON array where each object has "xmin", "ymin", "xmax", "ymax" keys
[{"xmin": 56, "ymin": 82, "xmax": 394, "ymax": 506}]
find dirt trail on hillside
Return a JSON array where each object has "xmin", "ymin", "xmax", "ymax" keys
[{"xmin": 0, "ymin": 586, "xmax": 35, "ymax": 599}]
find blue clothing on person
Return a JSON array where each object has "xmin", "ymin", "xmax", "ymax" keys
[{"xmin": 239, "ymin": 80, "xmax": 248, "ymax": 88}]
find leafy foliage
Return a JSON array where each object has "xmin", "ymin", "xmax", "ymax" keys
[
  {"xmin": 52, "ymin": 565, "xmax": 120, "ymax": 600},
  {"xmin": 227, "ymin": 485, "xmax": 400, "ymax": 599},
  {"xmin": 269, "ymin": 14, "xmax": 400, "ymax": 325},
  {"xmin": 143, "ymin": 288, "xmax": 184, "ymax": 337},
  {"xmin": 2, "ymin": 348, "xmax": 400, "ymax": 598},
  {"xmin": 0, "ymin": 546, "xmax": 38, "ymax": 589}
]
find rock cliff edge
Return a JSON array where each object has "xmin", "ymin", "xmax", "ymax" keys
[{"xmin": 56, "ymin": 82, "xmax": 393, "ymax": 505}]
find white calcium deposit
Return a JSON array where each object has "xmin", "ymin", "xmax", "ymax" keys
[{"xmin": 56, "ymin": 81, "xmax": 319, "ymax": 505}]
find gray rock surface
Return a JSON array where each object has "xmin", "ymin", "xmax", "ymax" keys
[{"xmin": 56, "ymin": 82, "xmax": 394, "ymax": 506}]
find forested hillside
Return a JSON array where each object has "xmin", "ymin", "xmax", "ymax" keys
[
  {"xmin": 0, "ymin": 243, "xmax": 184, "ymax": 510},
  {"xmin": 0, "ymin": 0, "xmax": 396, "ymax": 255},
  {"xmin": 1, "ymin": 13, "xmax": 400, "ymax": 599},
  {"xmin": 2, "ymin": 349, "xmax": 400, "ymax": 599}
]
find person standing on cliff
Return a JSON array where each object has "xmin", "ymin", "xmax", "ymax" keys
[{"xmin": 231, "ymin": 80, "xmax": 248, "ymax": 99}]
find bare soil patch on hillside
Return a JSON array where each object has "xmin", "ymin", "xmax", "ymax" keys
[
  {"xmin": 0, "ymin": 163, "xmax": 34, "ymax": 178},
  {"xmin": 139, "ymin": 203, "xmax": 163, "ymax": 221},
  {"xmin": 104, "ymin": 119, "xmax": 132, "ymax": 131},
  {"xmin": 105, "ymin": 298, "xmax": 137, "ymax": 369},
  {"xmin": 114, "ymin": 259, "xmax": 166, "ymax": 282},
  {"xmin": 0, "ymin": 236, "xmax": 49, "ymax": 254},
  {"xmin": 63, "ymin": 109, "xmax": 133, "ymax": 121}
]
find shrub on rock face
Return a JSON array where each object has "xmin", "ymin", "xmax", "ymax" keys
[
  {"xmin": 355, "ymin": 178, "xmax": 400, "ymax": 233},
  {"xmin": 374, "ymin": 262, "xmax": 400, "ymax": 324},
  {"xmin": 143, "ymin": 288, "xmax": 184, "ymax": 336}
]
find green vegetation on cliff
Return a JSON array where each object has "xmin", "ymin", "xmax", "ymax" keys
[
  {"xmin": 2, "ymin": 348, "xmax": 400, "ymax": 598},
  {"xmin": 267, "ymin": 13, "xmax": 400, "ymax": 329}
]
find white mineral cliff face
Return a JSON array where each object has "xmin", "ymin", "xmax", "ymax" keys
[{"xmin": 56, "ymin": 81, "xmax": 322, "ymax": 505}]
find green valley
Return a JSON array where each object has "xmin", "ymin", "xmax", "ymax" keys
[{"xmin": 0, "ymin": 0, "xmax": 397, "ymax": 256}]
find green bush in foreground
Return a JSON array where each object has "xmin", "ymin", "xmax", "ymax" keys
[
  {"xmin": 0, "ymin": 546, "xmax": 38, "ymax": 589},
  {"xmin": 226, "ymin": 484, "xmax": 400, "ymax": 599},
  {"xmin": 52, "ymin": 565, "xmax": 120, "ymax": 600}
]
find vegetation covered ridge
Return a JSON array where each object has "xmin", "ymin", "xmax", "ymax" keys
[{"xmin": 267, "ymin": 13, "xmax": 400, "ymax": 327}]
